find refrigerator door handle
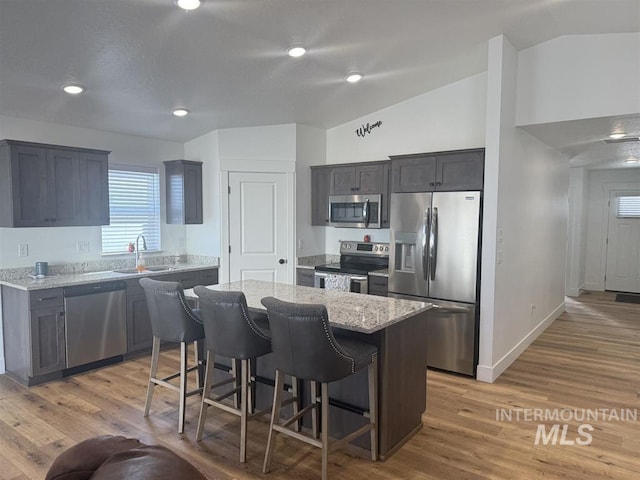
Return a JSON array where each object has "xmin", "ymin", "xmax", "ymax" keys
[
  {"xmin": 429, "ymin": 207, "xmax": 438, "ymax": 281},
  {"xmin": 422, "ymin": 207, "xmax": 430, "ymax": 281}
]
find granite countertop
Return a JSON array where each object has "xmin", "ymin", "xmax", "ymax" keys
[
  {"xmin": 185, "ymin": 279, "xmax": 432, "ymax": 334},
  {"xmin": 0, "ymin": 263, "xmax": 219, "ymax": 291}
]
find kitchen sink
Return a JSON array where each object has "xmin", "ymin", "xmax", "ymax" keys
[{"xmin": 112, "ymin": 266, "xmax": 172, "ymax": 274}]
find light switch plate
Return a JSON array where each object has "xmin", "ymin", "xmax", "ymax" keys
[
  {"xmin": 76, "ymin": 240, "xmax": 90, "ymax": 253},
  {"xmin": 18, "ymin": 243, "xmax": 29, "ymax": 257}
]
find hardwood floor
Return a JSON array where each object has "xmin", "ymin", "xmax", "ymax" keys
[{"xmin": 1, "ymin": 291, "xmax": 639, "ymax": 479}]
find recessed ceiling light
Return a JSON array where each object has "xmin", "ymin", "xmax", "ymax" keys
[
  {"xmin": 624, "ymin": 157, "xmax": 639, "ymax": 164},
  {"xmin": 346, "ymin": 73, "xmax": 363, "ymax": 83},
  {"xmin": 177, "ymin": 0, "xmax": 201, "ymax": 11},
  {"xmin": 172, "ymin": 108, "xmax": 189, "ymax": 117},
  {"xmin": 609, "ymin": 133, "xmax": 626, "ymax": 139},
  {"xmin": 287, "ymin": 46, "xmax": 306, "ymax": 58},
  {"xmin": 62, "ymin": 84, "xmax": 85, "ymax": 95}
]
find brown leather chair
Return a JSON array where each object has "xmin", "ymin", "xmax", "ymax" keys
[{"xmin": 45, "ymin": 435, "xmax": 207, "ymax": 480}]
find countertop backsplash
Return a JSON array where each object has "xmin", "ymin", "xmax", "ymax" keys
[{"xmin": 296, "ymin": 254, "xmax": 340, "ymax": 268}]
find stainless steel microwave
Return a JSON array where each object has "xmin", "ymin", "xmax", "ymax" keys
[{"xmin": 328, "ymin": 194, "xmax": 382, "ymax": 228}]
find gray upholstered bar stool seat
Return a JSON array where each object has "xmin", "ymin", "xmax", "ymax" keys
[
  {"xmin": 194, "ymin": 287, "xmax": 295, "ymax": 463},
  {"xmin": 139, "ymin": 277, "xmax": 205, "ymax": 434},
  {"xmin": 261, "ymin": 297, "xmax": 378, "ymax": 480}
]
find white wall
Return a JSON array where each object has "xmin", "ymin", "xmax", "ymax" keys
[
  {"xmin": 566, "ymin": 167, "xmax": 589, "ymax": 296},
  {"xmin": 516, "ymin": 33, "xmax": 640, "ymax": 126},
  {"xmin": 583, "ymin": 168, "xmax": 640, "ymax": 291},
  {"xmin": 324, "ymin": 73, "xmax": 488, "ymax": 254},
  {"xmin": 184, "ymin": 129, "xmax": 221, "ymax": 258},
  {"xmin": 0, "ymin": 114, "xmax": 185, "ymax": 268},
  {"xmin": 295, "ymin": 125, "xmax": 327, "ymax": 257},
  {"xmin": 478, "ymin": 36, "xmax": 570, "ymax": 382}
]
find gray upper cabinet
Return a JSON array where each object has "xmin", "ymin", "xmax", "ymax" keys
[
  {"xmin": 391, "ymin": 148, "xmax": 484, "ymax": 192},
  {"xmin": 0, "ymin": 140, "xmax": 110, "ymax": 227},
  {"xmin": 311, "ymin": 166, "xmax": 331, "ymax": 226},
  {"xmin": 329, "ymin": 163, "xmax": 384, "ymax": 195},
  {"xmin": 391, "ymin": 154, "xmax": 437, "ymax": 193},
  {"xmin": 164, "ymin": 160, "xmax": 203, "ymax": 224},
  {"xmin": 437, "ymin": 149, "xmax": 484, "ymax": 191},
  {"xmin": 312, "ymin": 161, "xmax": 390, "ymax": 227}
]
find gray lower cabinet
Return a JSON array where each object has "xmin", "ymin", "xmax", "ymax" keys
[
  {"xmin": 0, "ymin": 139, "xmax": 110, "ymax": 227},
  {"xmin": 368, "ymin": 275, "xmax": 388, "ymax": 296},
  {"xmin": 1, "ymin": 286, "xmax": 66, "ymax": 385},
  {"xmin": 390, "ymin": 148, "xmax": 484, "ymax": 192},
  {"xmin": 1, "ymin": 268, "xmax": 219, "ymax": 385},
  {"xmin": 296, "ymin": 268, "xmax": 315, "ymax": 287},
  {"xmin": 125, "ymin": 268, "xmax": 219, "ymax": 354}
]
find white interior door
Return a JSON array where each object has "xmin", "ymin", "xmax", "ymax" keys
[
  {"xmin": 228, "ymin": 172, "xmax": 289, "ymax": 283},
  {"xmin": 605, "ymin": 191, "xmax": 640, "ymax": 293}
]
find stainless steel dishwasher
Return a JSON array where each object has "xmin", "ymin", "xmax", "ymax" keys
[{"xmin": 63, "ymin": 281, "xmax": 127, "ymax": 368}]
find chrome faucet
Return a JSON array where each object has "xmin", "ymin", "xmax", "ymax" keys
[{"xmin": 136, "ymin": 234, "xmax": 147, "ymax": 267}]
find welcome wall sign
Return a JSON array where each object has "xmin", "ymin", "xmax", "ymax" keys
[{"xmin": 355, "ymin": 120, "xmax": 383, "ymax": 138}]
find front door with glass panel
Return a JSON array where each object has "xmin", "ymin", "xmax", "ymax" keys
[{"xmin": 605, "ymin": 191, "xmax": 640, "ymax": 293}]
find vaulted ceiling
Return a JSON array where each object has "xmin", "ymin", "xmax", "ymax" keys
[{"xmin": 0, "ymin": 0, "xmax": 638, "ymax": 167}]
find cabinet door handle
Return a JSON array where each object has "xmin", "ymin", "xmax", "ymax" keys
[
  {"xmin": 436, "ymin": 182, "xmax": 442, "ymax": 186},
  {"xmin": 37, "ymin": 296, "xmax": 58, "ymax": 302},
  {"xmin": 429, "ymin": 182, "xmax": 435, "ymax": 187}
]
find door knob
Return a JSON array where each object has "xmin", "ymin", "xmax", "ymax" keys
[{"xmin": 278, "ymin": 258, "xmax": 286, "ymax": 264}]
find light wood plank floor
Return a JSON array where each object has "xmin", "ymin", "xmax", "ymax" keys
[{"xmin": 1, "ymin": 291, "xmax": 639, "ymax": 479}]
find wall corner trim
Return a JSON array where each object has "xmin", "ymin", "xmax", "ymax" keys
[{"xmin": 476, "ymin": 301, "xmax": 565, "ymax": 383}]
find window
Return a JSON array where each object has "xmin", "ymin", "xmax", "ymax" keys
[
  {"xmin": 617, "ymin": 195, "xmax": 640, "ymax": 218},
  {"xmin": 101, "ymin": 166, "xmax": 161, "ymax": 254}
]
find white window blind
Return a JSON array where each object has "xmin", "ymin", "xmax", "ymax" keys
[
  {"xmin": 617, "ymin": 196, "xmax": 640, "ymax": 218},
  {"xmin": 102, "ymin": 166, "xmax": 161, "ymax": 254}
]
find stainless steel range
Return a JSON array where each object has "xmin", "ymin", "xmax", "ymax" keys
[{"xmin": 314, "ymin": 241, "xmax": 389, "ymax": 293}]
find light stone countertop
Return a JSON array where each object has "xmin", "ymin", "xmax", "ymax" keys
[
  {"xmin": 185, "ymin": 279, "xmax": 432, "ymax": 334},
  {"xmin": 0, "ymin": 263, "xmax": 219, "ymax": 291}
]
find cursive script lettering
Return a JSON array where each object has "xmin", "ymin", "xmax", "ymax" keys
[{"xmin": 355, "ymin": 120, "xmax": 383, "ymax": 138}]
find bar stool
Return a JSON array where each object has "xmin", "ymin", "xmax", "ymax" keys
[
  {"xmin": 139, "ymin": 277, "xmax": 205, "ymax": 434},
  {"xmin": 194, "ymin": 287, "xmax": 290, "ymax": 463},
  {"xmin": 260, "ymin": 297, "xmax": 378, "ymax": 480}
]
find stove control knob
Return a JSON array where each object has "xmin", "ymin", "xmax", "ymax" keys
[
  {"xmin": 385, "ymin": 246, "xmax": 389, "ymax": 251},
  {"xmin": 346, "ymin": 244, "xmax": 351, "ymax": 249}
]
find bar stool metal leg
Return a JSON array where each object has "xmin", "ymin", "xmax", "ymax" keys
[
  {"xmin": 311, "ymin": 380, "xmax": 319, "ymax": 438},
  {"xmin": 196, "ymin": 350, "xmax": 216, "ymax": 441},
  {"xmin": 321, "ymin": 383, "xmax": 330, "ymax": 480},
  {"xmin": 263, "ymin": 370, "xmax": 284, "ymax": 474},
  {"xmin": 144, "ymin": 336, "xmax": 161, "ymax": 417},
  {"xmin": 178, "ymin": 341, "xmax": 188, "ymax": 434},
  {"xmin": 240, "ymin": 359, "xmax": 249, "ymax": 462}
]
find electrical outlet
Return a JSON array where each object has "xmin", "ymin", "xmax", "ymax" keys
[
  {"xmin": 76, "ymin": 240, "xmax": 90, "ymax": 253},
  {"xmin": 18, "ymin": 243, "xmax": 29, "ymax": 257}
]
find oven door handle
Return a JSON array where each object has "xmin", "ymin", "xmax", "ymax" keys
[
  {"xmin": 350, "ymin": 275, "xmax": 368, "ymax": 282},
  {"xmin": 314, "ymin": 272, "xmax": 329, "ymax": 278}
]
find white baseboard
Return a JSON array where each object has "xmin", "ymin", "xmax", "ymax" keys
[
  {"xmin": 583, "ymin": 282, "xmax": 603, "ymax": 292},
  {"xmin": 566, "ymin": 287, "xmax": 581, "ymax": 297},
  {"xmin": 476, "ymin": 301, "xmax": 565, "ymax": 383}
]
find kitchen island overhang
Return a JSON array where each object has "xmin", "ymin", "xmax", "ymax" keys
[{"xmin": 185, "ymin": 279, "xmax": 432, "ymax": 460}]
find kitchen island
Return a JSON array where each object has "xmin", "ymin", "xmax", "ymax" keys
[{"xmin": 186, "ymin": 279, "xmax": 432, "ymax": 460}]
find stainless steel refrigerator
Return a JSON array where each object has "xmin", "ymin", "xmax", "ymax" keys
[{"xmin": 389, "ymin": 191, "xmax": 481, "ymax": 376}]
